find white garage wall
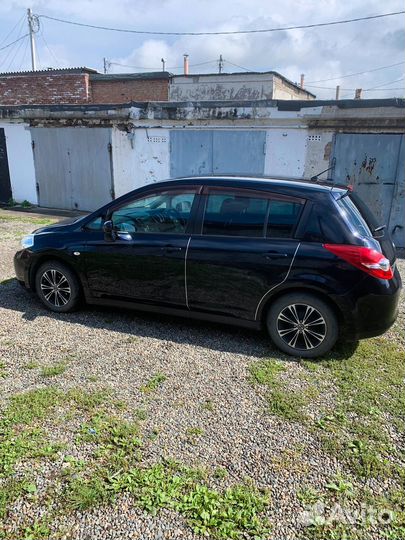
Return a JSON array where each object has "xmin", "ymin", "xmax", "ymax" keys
[
  {"xmin": 0, "ymin": 122, "xmax": 37, "ymax": 204},
  {"xmin": 112, "ymin": 127, "xmax": 170, "ymax": 198}
]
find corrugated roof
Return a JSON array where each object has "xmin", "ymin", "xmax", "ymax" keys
[
  {"xmin": 90, "ymin": 71, "xmax": 171, "ymax": 81},
  {"xmin": 0, "ymin": 67, "xmax": 99, "ymax": 77}
]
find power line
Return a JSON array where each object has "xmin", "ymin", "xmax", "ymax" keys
[
  {"xmin": 223, "ymin": 59, "xmax": 251, "ymax": 71},
  {"xmin": 0, "ymin": 13, "xmax": 25, "ymax": 47},
  {"xmin": 109, "ymin": 59, "xmax": 217, "ymax": 70},
  {"xmin": 306, "ymin": 61, "xmax": 405, "ymax": 83},
  {"xmin": 6, "ymin": 33, "xmax": 27, "ymax": 72},
  {"xmin": 0, "ymin": 33, "xmax": 30, "ymax": 53},
  {"xmin": 365, "ymin": 76, "xmax": 405, "ymax": 91},
  {"xmin": 39, "ymin": 27, "xmax": 60, "ymax": 66},
  {"xmin": 36, "ymin": 10, "xmax": 405, "ymax": 37},
  {"xmin": 18, "ymin": 34, "xmax": 30, "ymax": 71}
]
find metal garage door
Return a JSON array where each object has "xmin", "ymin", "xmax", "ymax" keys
[
  {"xmin": 332, "ymin": 133, "xmax": 405, "ymax": 248},
  {"xmin": 0, "ymin": 128, "xmax": 12, "ymax": 203},
  {"xmin": 31, "ymin": 127, "xmax": 114, "ymax": 211},
  {"xmin": 170, "ymin": 130, "xmax": 266, "ymax": 178}
]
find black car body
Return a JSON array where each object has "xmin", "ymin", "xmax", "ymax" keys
[{"xmin": 14, "ymin": 176, "xmax": 401, "ymax": 358}]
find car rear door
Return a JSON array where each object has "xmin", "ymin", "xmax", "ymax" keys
[{"xmin": 186, "ymin": 186, "xmax": 304, "ymax": 321}]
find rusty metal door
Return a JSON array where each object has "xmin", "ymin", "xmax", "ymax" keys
[
  {"xmin": 31, "ymin": 127, "xmax": 114, "ymax": 211},
  {"xmin": 332, "ymin": 133, "xmax": 405, "ymax": 248}
]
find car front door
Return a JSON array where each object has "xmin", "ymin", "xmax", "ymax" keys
[
  {"xmin": 82, "ymin": 187, "xmax": 199, "ymax": 308},
  {"xmin": 186, "ymin": 187, "xmax": 304, "ymax": 321}
]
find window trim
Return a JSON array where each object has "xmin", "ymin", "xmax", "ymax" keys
[{"xmin": 198, "ymin": 186, "xmax": 306, "ymax": 240}]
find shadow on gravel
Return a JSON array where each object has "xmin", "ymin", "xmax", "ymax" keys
[{"xmin": 0, "ymin": 278, "xmax": 358, "ymax": 361}]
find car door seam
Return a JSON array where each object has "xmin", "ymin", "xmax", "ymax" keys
[
  {"xmin": 184, "ymin": 236, "xmax": 191, "ymax": 310},
  {"xmin": 254, "ymin": 242, "xmax": 301, "ymax": 321}
]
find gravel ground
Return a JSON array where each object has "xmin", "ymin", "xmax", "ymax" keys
[{"xmin": 0, "ymin": 209, "xmax": 404, "ymax": 540}]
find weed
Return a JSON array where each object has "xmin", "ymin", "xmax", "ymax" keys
[
  {"xmin": 40, "ymin": 362, "xmax": 67, "ymax": 378},
  {"xmin": 22, "ymin": 519, "xmax": 51, "ymax": 540},
  {"xmin": 20, "ymin": 200, "xmax": 32, "ymax": 209},
  {"xmin": 201, "ymin": 399, "xmax": 215, "ymax": 412},
  {"xmin": 24, "ymin": 361, "xmax": 39, "ymax": 370},
  {"xmin": 140, "ymin": 373, "xmax": 167, "ymax": 394},
  {"xmin": 297, "ymin": 486, "xmax": 321, "ymax": 505},
  {"xmin": 325, "ymin": 473, "xmax": 354, "ymax": 498},
  {"xmin": 5, "ymin": 388, "xmax": 62, "ymax": 425},
  {"xmin": 213, "ymin": 467, "xmax": 228, "ymax": 480}
]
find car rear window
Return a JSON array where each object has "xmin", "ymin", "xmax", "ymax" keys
[{"xmin": 336, "ymin": 195, "xmax": 373, "ymax": 238}]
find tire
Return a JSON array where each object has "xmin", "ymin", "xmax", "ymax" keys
[
  {"xmin": 266, "ymin": 292, "xmax": 339, "ymax": 358},
  {"xmin": 35, "ymin": 260, "xmax": 81, "ymax": 313}
]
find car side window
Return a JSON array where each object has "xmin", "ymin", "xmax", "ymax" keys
[
  {"xmin": 202, "ymin": 191, "xmax": 268, "ymax": 237},
  {"xmin": 110, "ymin": 189, "xmax": 197, "ymax": 234},
  {"xmin": 84, "ymin": 216, "xmax": 103, "ymax": 231},
  {"xmin": 266, "ymin": 200, "xmax": 303, "ymax": 238}
]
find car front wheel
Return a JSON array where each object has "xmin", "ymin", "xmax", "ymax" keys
[
  {"xmin": 267, "ymin": 293, "xmax": 338, "ymax": 358},
  {"xmin": 35, "ymin": 261, "xmax": 81, "ymax": 313}
]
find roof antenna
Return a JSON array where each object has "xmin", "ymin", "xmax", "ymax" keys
[{"xmin": 310, "ymin": 157, "xmax": 336, "ymax": 182}]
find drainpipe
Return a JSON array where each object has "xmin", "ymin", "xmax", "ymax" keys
[{"xmin": 183, "ymin": 54, "xmax": 189, "ymax": 75}]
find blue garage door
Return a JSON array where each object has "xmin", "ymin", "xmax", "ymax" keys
[
  {"xmin": 170, "ymin": 130, "xmax": 266, "ymax": 178},
  {"xmin": 332, "ymin": 133, "xmax": 405, "ymax": 248}
]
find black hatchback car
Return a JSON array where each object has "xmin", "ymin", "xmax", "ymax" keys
[{"xmin": 14, "ymin": 176, "xmax": 401, "ymax": 358}]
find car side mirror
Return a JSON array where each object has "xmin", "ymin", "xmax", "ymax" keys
[{"xmin": 103, "ymin": 220, "xmax": 116, "ymax": 242}]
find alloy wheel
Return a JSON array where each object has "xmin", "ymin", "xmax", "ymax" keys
[
  {"xmin": 276, "ymin": 303, "xmax": 327, "ymax": 351},
  {"xmin": 40, "ymin": 269, "xmax": 71, "ymax": 307}
]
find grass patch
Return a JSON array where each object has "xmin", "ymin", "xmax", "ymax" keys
[
  {"xmin": 312, "ymin": 338, "xmax": 405, "ymax": 479},
  {"xmin": 140, "ymin": 373, "xmax": 167, "ymax": 394},
  {"xmin": 249, "ymin": 359, "xmax": 311, "ymax": 422},
  {"xmin": 40, "ymin": 362, "xmax": 68, "ymax": 378},
  {"xmin": 0, "ymin": 214, "xmax": 56, "ymax": 225},
  {"xmin": 24, "ymin": 361, "xmax": 39, "ymax": 370}
]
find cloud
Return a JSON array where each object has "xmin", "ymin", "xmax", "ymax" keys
[{"xmin": 0, "ymin": 0, "xmax": 403, "ymax": 97}]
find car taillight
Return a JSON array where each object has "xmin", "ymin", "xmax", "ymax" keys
[{"xmin": 323, "ymin": 244, "xmax": 393, "ymax": 280}]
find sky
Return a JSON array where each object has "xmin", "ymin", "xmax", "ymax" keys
[{"xmin": 0, "ymin": 0, "xmax": 404, "ymax": 99}]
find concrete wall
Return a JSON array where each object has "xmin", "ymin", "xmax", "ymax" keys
[
  {"xmin": 170, "ymin": 73, "xmax": 275, "ymax": 101},
  {"xmin": 0, "ymin": 122, "xmax": 37, "ymax": 204},
  {"xmin": 169, "ymin": 73, "xmax": 314, "ymax": 102},
  {"xmin": 112, "ymin": 127, "xmax": 170, "ymax": 197}
]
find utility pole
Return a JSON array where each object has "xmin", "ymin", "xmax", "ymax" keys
[
  {"xmin": 27, "ymin": 8, "xmax": 37, "ymax": 71},
  {"xmin": 335, "ymin": 85, "xmax": 340, "ymax": 100},
  {"xmin": 218, "ymin": 54, "xmax": 224, "ymax": 74},
  {"xmin": 103, "ymin": 57, "xmax": 107, "ymax": 74}
]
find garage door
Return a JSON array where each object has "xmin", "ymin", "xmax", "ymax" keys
[
  {"xmin": 170, "ymin": 130, "xmax": 266, "ymax": 178},
  {"xmin": 31, "ymin": 127, "xmax": 114, "ymax": 211},
  {"xmin": 332, "ymin": 133, "xmax": 405, "ymax": 248}
]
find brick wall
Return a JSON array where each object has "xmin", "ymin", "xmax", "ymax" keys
[
  {"xmin": 0, "ymin": 73, "xmax": 90, "ymax": 105},
  {"xmin": 91, "ymin": 79, "xmax": 169, "ymax": 103}
]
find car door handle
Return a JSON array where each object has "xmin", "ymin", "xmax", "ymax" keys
[
  {"xmin": 262, "ymin": 251, "xmax": 288, "ymax": 259},
  {"xmin": 162, "ymin": 245, "xmax": 182, "ymax": 253}
]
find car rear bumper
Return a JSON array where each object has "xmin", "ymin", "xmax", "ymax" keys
[{"xmin": 337, "ymin": 269, "xmax": 402, "ymax": 341}]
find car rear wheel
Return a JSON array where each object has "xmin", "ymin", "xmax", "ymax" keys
[
  {"xmin": 35, "ymin": 261, "xmax": 81, "ymax": 313},
  {"xmin": 266, "ymin": 293, "xmax": 338, "ymax": 358}
]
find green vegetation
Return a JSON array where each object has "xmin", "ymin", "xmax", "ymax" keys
[
  {"xmin": 40, "ymin": 362, "xmax": 68, "ymax": 378},
  {"xmin": 140, "ymin": 373, "xmax": 167, "ymax": 394},
  {"xmin": 20, "ymin": 200, "xmax": 33, "ymax": 209},
  {"xmin": 0, "ymin": 212, "xmax": 55, "ymax": 225},
  {"xmin": 249, "ymin": 359, "xmax": 315, "ymax": 421},
  {"xmin": 24, "ymin": 361, "xmax": 39, "ymax": 370}
]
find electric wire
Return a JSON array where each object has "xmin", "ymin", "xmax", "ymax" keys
[
  {"xmin": 305, "ymin": 61, "xmax": 405, "ymax": 83},
  {"xmin": 108, "ymin": 59, "xmax": 218, "ymax": 70},
  {"xmin": 36, "ymin": 10, "xmax": 405, "ymax": 37}
]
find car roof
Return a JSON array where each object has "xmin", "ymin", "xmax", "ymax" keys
[{"xmin": 147, "ymin": 175, "xmax": 347, "ymax": 195}]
